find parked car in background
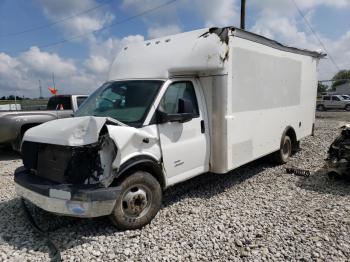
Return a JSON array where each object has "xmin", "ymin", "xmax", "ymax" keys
[
  {"xmin": 316, "ymin": 95, "xmax": 350, "ymax": 111},
  {"xmin": 341, "ymin": 95, "xmax": 350, "ymax": 100},
  {"xmin": 0, "ymin": 95, "xmax": 87, "ymax": 150}
]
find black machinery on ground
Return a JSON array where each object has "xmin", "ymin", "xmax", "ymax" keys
[{"xmin": 326, "ymin": 125, "xmax": 350, "ymax": 178}]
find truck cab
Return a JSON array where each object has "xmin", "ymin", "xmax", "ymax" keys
[{"xmin": 15, "ymin": 78, "xmax": 210, "ymax": 229}]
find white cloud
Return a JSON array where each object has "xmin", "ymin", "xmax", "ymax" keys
[
  {"xmin": 295, "ymin": 0, "xmax": 350, "ymax": 9},
  {"xmin": 37, "ymin": 0, "xmax": 114, "ymax": 36},
  {"xmin": 19, "ymin": 47, "xmax": 76, "ymax": 77},
  {"xmin": 316, "ymin": 31, "xmax": 350, "ymax": 79},
  {"xmin": 0, "ymin": 47, "xmax": 88, "ymax": 97},
  {"xmin": 122, "ymin": 0, "xmax": 240, "ymax": 36},
  {"xmin": 148, "ymin": 24, "xmax": 181, "ymax": 39},
  {"xmin": 84, "ymin": 55, "xmax": 110, "ymax": 74},
  {"xmin": 249, "ymin": 0, "xmax": 350, "ymax": 16},
  {"xmin": 0, "ymin": 34, "xmax": 145, "ymax": 97},
  {"xmin": 86, "ymin": 35, "xmax": 144, "ymax": 77},
  {"xmin": 251, "ymin": 16, "xmax": 319, "ymax": 50},
  {"xmin": 2, "ymin": 0, "xmax": 349, "ymax": 97},
  {"xmin": 192, "ymin": 0, "xmax": 239, "ymax": 27},
  {"xmin": 248, "ymin": 1, "xmax": 350, "ymax": 80}
]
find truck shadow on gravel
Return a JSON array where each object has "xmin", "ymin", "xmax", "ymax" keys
[
  {"xmin": 0, "ymin": 197, "xmax": 118, "ymax": 260},
  {"xmin": 162, "ymin": 156, "xmax": 273, "ymax": 208},
  {"xmin": 0, "ymin": 157, "xmax": 271, "ymax": 257},
  {"xmin": 295, "ymin": 170, "xmax": 350, "ymax": 196}
]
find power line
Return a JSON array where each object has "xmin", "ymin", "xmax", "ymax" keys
[
  {"xmin": 290, "ymin": 0, "xmax": 340, "ymax": 71},
  {"xmin": 2, "ymin": 0, "xmax": 178, "ymax": 53},
  {"xmin": 0, "ymin": 0, "xmax": 112, "ymax": 38}
]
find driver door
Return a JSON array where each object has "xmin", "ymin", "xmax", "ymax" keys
[{"xmin": 157, "ymin": 79, "xmax": 209, "ymax": 185}]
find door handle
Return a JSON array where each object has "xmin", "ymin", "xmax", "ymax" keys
[{"xmin": 200, "ymin": 120, "xmax": 205, "ymax": 133}]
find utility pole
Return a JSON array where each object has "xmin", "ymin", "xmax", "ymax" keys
[
  {"xmin": 38, "ymin": 80, "xmax": 43, "ymax": 99},
  {"xmin": 52, "ymin": 72, "xmax": 56, "ymax": 90},
  {"xmin": 52, "ymin": 72, "xmax": 56, "ymax": 96},
  {"xmin": 240, "ymin": 0, "xmax": 246, "ymax": 30}
]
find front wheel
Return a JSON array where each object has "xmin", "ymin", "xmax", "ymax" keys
[
  {"xmin": 109, "ymin": 171, "xmax": 162, "ymax": 230},
  {"xmin": 345, "ymin": 105, "xmax": 350, "ymax": 111}
]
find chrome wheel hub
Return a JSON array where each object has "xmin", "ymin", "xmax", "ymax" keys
[{"xmin": 122, "ymin": 186, "xmax": 149, "ymax": 217}]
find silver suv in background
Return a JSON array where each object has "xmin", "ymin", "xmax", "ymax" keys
[{"xmin": 316, "ymin": 95, "xmax": 350, "ymax": 111}]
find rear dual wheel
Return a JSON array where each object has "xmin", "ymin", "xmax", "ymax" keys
[{"xmin": 272, "ymin": 135, "xmax": 292, "ymax": 164}]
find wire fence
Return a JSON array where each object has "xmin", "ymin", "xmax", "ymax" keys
[{"xmin": 0, "ymin": 99, "xmax": 48, "ymax": 111}]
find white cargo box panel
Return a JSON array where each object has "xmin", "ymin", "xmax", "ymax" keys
[
  {"xmin": 109, "ymin": 28, "xmax": 228, "ymax": 80},
  {"xmin": 201, "ymin": 28, "xmax": 323, "ymax": 173}
]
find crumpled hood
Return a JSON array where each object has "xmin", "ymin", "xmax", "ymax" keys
[
  {"xmin": 23, "ymin": 116, "xmax": 115, "ymax": 146},
  {"xmin": 23, "ymin": 116, "xmax": 158, "ymax": 148}
]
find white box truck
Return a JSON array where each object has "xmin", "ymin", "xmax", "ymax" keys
[{"xmin": 14, "ymin": 27, "xmax": 324, "ymax": 229}]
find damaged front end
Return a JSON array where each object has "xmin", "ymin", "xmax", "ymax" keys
[
  {"xmin": 21, "ymin": 132, "xmax": 117, "ymax": 187},
  {"xmin": 14, "ymin": 116, "xmax": 159, "ymax": 217},
  {"xmin": 325, "ymin": 125, "xmax": 350, "ymax": 178},
  {"xmin": 14, "ymin": 116, "xmax": 123, "ymax": 217}
]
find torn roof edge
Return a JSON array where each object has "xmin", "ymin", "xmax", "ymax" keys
[{"xmin": 208, "ymin": 26, "xmax": 327, "ymax": 59}]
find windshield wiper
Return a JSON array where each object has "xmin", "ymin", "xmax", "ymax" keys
[{"xmin": 105, "ymin": 117, "xmax": 126, "ymax": 126}]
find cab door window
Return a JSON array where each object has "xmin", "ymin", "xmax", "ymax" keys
[{"xmin": 159, "ymin": 81, "xmax": 199, "ymax": 116}]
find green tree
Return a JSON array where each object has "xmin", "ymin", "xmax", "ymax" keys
[
  {"xmin": 317, "ymin": 82, "xmax": 328, "ymax": 94},
  {"xmin": 331, "ymin": 70, "xmax": 350, "ymax": 90}
]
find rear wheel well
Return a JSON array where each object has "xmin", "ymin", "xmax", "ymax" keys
[{"xmin": 111, "ymin": 157, "xmax": 165, "ymax": 189}]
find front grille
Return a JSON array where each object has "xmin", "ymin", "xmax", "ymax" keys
[
  {"xmin": 37, "ymin": 144, "xmax": 72, "ymax": 183},
  {"xmin": 22, "ymin": 141, "xmax": 39, "ymax": 170},
  {"xmin": 21, "ymin": 141, "xmax": 103, "ymax": 184}
]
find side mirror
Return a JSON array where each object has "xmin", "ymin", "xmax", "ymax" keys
[{"xmin": 157, "ymin": 98, "xmax": 194, "ymax": 124}]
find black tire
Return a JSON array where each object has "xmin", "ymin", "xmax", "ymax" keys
[
  {"xmin": 317, "ymin": 104, "xmax": 326, "ymax": 111},
  {"xmin": 272, "ymin": 135, "xmax": 292, "ymax": 164},
  {"xmin": 345, "ymin": 105, "xmax": 350, "ymax": 111},
  {"xmin": 11, "ymin": 134, "xmax": 22, "ymax": 152},
  {"xmin": 12, "ymin": 124, "xmax": 38, "ymax": 152},
  {"xmin": 109, "ymin": 171, "xmax": 162, "ymax": 230}
]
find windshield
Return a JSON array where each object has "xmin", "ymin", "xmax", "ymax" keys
[{"xmin": 75, "ymin": 80, "xmax": 163, "ymax": 126}]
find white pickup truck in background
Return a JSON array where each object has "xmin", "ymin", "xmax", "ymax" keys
[
  {"xmin": 14, "ymin": 26, "xmax": 324, "ymax": 230},
  {"xmin": 316, "ymin": 95, "xmax": 350, "ymax": 111}
]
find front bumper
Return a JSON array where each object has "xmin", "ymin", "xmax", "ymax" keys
[{"xmin": 14, "ymin": 167, "xmax": 120, "ymax": 218}]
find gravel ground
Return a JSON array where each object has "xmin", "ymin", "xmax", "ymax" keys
[{"xmin": 0, "ymin": 113, "xmax": 350, "ymax": 261}]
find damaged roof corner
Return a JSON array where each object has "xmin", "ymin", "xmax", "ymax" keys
[{"xmin": 199, "ymin": 27, "xmax": 231, "ymax": 46}]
